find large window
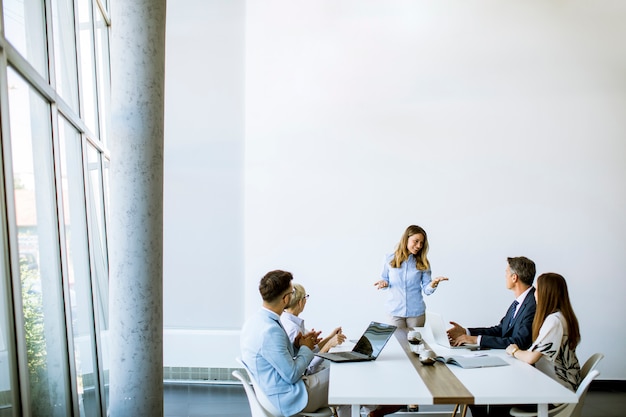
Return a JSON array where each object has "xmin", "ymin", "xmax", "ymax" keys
[
  {"xmin": 3, "ymin": 0, "xmax": 48, "ymax": 78},
  {"xmin": 58, "ymin": 118, "xmax": 101, "ymax": 416},
  {"xmin": 7, "ymin": 67, "xmax": 71, "ymax": 417},
  {"xmin": 0, "ymin": 0, "xmax": 112, "ymax": 416}
]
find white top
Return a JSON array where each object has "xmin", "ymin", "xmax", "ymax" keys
[
  {"xmin": 530, "ymin": 312, "xmax": 581, "ymax": 391},
  {"xmin": 280, "ymin": 311, "xmax": 325, "ymax": 374}
]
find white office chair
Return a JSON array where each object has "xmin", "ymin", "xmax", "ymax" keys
[
  {"xmin": 508, "ymin": 369, "xmax": 600, "ymax": 417},
  {"xmin": 509, "ymin": 352, "xmax": 603, "ymax": 417},
  {"xmin": 233, "ymin": 359, "xmax": 335, "ymax": 417},
  {"xmin": 233, "ymin": 370, "xmax": 275, "ymax": 417},
  {"xmin": 579, "ymin": 353, "xmax": 604, "ymax": 380}
]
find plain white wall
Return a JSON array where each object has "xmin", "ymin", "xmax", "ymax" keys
[
  {"xmin": 163, "ymin": 0, "xmax": 246, "ymax": 367},
  {"xmin": 165, "ymin": 0, "xmax": 626, "ymax": 378},
  {"xmin": 163, "ymin": 0, "xmax": 245, "ymax": 366}
]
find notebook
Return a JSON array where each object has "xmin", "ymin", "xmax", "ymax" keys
[
  {"xmin": 315, "ymin": 321, "xmax": 397, "ymax": 362},
  {"xmin": 426, "ymin": 311, "xmax": 480, "ymax": 350},
  {"xmin": 435, "ymin": 353, "xmax": 509, "ymax": 368}
]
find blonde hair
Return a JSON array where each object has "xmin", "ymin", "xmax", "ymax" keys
[
  {"xmin": 390, "ymin": 225, "xmax": 430, "ymax": 270},
  {"xmin": 286, "ymin": 283, "xmax": 306, "ymax": 309}
]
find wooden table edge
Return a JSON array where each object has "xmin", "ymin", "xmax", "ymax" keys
[{"xmin": 395, "ymin": 328, "xmax": 474, "ymax": 405}]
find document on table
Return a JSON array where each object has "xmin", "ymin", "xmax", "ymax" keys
[{"xmin": 435, "ymin": 353, "xmax": 509, "ymax": 369}]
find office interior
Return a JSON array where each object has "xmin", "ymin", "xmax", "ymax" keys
[{"xmin": 0, "ymin": 0, "xmax": 625, "ymax": 416}]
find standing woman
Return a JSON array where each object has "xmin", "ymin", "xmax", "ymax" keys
[
  {"xmin": 374, "ymin": 225, "xmax": 448, "ymax": 329},
  {"xmin": 506, "ymin": 273, "xmax": 582, "ymax": 391}
]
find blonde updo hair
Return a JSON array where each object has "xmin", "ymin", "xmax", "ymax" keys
[{"xmin": 286, "ymin": 283, "xmax": 307, "ymax": 309}]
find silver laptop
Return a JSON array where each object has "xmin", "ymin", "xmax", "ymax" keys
[
  {"xmin": 426, "ymin": 311, "xmax": 480, "ymax": 350},
  {"xmin": 315, "ymin": 321, "xmax": 397, "ymax": 362}
]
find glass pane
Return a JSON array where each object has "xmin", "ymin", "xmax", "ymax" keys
[
  {"xmin": 7, "ymin": 68, "xmax": 70, "ymax": 416},
  {"xmin": 95, "ymin": 9, "xmax": 111, "ymax": 144},
  {"xmin": 52, "ymin": 0, "xmax": 80, "ymax": 111},
  {"xmin": 0, "ymin": 244, "xmax": 15, "ymax": 416},
  {"xmin": 86, "ymin": 146, "xmax": 109, "ymax": 411},
  {"xmin": 58, "ymin": 117, "xmax": 101, "ymax": 417},
  {"xmin": 2, "ymin": 0, "xmax": 48, "ymax": 77},
  {"xmin": 102, "ymin": 159, "xmax": 109, "ymax": 225},
  {"xmin": 77, "ymin": 0, "xmax": 99, "ymax": 135}
]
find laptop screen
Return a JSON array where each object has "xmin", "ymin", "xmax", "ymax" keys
[
  {"xmin": 426, "ymin": 311, "xmax": 451, "ymax": 347},
  {"xmin": 353, "ymin": 321, "xmax": 397, "ymax": 358}
]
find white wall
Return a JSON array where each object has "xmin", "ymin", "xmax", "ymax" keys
[
  {"xmin": 163, "ymin": 0, "xmax": 245, "ymax": 368},
  {"xmin": 165, "ymin": 0, "xmax": 626, "ymax": 378}
]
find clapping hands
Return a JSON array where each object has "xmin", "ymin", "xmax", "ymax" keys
[{"xmin": 295, "ymin": 330, "xmax": 322, "ymax": 350}]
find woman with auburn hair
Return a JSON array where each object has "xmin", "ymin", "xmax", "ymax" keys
[
  {"xmin": 374, "ymin": 225, "xmax": 448, "ymax": 329},
  {"xmin": 506, "ymin": 273, "xmax": 582, "ymax": 391}
]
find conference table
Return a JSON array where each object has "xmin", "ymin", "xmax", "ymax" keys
[{"xmin": 327, "ymin": 327, "xmax": 577, "ymax": 417}]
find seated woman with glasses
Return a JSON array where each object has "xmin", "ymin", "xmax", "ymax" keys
[{"xmin": 280, "ymin": 283, "xmax": 346, "ymax": 375}]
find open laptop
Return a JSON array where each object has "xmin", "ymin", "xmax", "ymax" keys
[
  {"xmin": 315, "ymin": 321, "xmax": 397, "ymax": 362},
  {"xmin": 426, "ymin": 311, "xmax": 480, "ymax": 350}
]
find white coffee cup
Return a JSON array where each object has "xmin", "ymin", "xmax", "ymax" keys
[
  {"xmin": 419, "ymin": 349, "xmax": 437, "ymax": 365},
  {"xmin": 407, "ymin": 330, "xmax": 422, "ymax": 343},
  {"xmin": 409, "ymin": 343, "xmax": 426, "ymax": 354}
]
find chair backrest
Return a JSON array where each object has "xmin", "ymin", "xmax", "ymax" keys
[
  {"xmin": 551, "ymin": 369, "xmax": 600, "ymax": 417},
  {"xmin": 234, "ymin": 357, "xmax": 334, "ymax": 417},
  {"xmin": 580, "ymin": 353, "xmax": 603, "ymax": 380},
  {"xmin": 236, "ymin": 358, "xmax": 284, "ymax": 416},
  {"xmin": 232, "ymin": 369, "xmax": 277, "ymax": 417}
]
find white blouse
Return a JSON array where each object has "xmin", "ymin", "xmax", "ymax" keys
[
  {"xmin": 530, "ymin": 311, "xmax": 581, "ymax": 391},
  {"xmin": 280, "ymin": 311, "xmax": 326, "ymax": 375}
]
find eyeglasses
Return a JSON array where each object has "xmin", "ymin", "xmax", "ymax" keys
[
  {"xmin": 304, "ymin": 294, "xmax": 310, "ymax": 299},
  {"xmin": 283, "ymin": 288, "xmax": 296, "ymax": 299}
]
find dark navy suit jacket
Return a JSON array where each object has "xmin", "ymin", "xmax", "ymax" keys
[{"xmin": 469, "ymin": 287, "xmax": 536, "ymax": 349}]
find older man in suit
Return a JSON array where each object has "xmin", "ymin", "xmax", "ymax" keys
[
  {"xmin": 447, "ymin": 256, "xmax": 537, "ymax": 349},
  {"xmin": 447, "ymin": 256, "xmax": 537, "ymax": 416}
]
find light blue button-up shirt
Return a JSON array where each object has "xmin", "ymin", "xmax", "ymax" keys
[
  {"xmin": 240, "ymin": 308, "xmax": 314, "ymax": 416},
  {"xmin": 380, "ymin": 253, "xmax": 435, "ymax": 317}
]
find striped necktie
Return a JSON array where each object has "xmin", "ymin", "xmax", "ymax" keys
[{"xmin": 507, "ymin": 300, "xmax": 519, "ymax": 328}]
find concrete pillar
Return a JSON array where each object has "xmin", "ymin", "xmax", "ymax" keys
[{"xmin": 108, "ymin": 1, "xmax": 166, "ymax": 416}]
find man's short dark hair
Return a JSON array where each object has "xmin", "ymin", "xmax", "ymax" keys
[
  {"xmin": 259, "ymin": 270, "xmax": 293, "ymax": 302},
  {"xmin": 507, "ymin": 256, "xmax": 536, "ymax": 286}
]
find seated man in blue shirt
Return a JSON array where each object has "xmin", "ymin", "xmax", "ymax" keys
[{"xmin": 240, "ymin": 269, "xmax": 341, "ymax": 416}]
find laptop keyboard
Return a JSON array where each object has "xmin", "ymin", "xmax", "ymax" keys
[{"xmin": 332, "ymin": 352, "xmax": 365, "ymax": 359}]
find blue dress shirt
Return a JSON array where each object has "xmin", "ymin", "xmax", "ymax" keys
[{"xmin": 380, "ymin": 253, "xmax": 435, "ymax": 317}]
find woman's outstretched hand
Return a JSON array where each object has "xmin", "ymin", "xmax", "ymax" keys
[
  {"xmin": 374, "ymin": 280, "xmax": 389, "ymax": 289},
  {"xmin": 430, "ymin": 276, "xmax": 449, "ymax": 288}
]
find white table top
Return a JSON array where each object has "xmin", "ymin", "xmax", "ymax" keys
[
  {"xmin": 423, "ymin": 329, "xmax": 578, "ymax": 405},
  {"xmin": 327, "ymin": 327, "xmax": 578, "ymax": 417},
  {"xmin": 327, "ymin": 334, "xmax": 433, "ymax": 405}
]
